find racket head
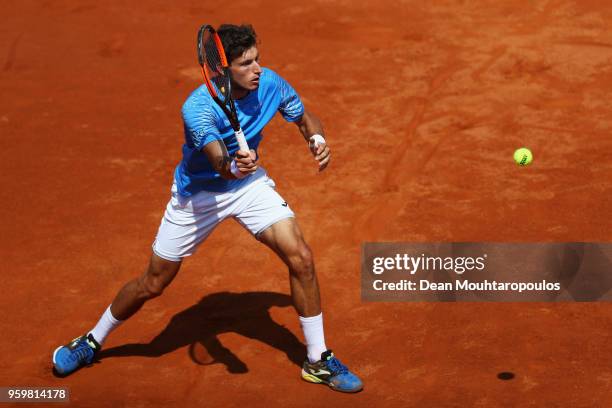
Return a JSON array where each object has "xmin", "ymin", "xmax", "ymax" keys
[{"xmin": 197, "ymin": 25, "xmax": 232, "ymax": 102}]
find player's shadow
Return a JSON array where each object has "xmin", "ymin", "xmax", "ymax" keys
[{"xmin": 98, "ymin": 291, "xmax": 305, "ymax": 373}]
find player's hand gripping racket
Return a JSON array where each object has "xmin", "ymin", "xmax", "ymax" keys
[{"xmin": 197, "ymin": 24, "xmax": 249, "ymax": 152}]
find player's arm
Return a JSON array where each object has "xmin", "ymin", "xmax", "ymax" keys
[
  {"xmin": 184, "ymin": 100, "xmax": 256, "ymax": 180},
  {"xmin": 201, "ymin": 140, "xmax": 258, "ymax": 180},
  {"xmin": 295, "ymin": 109, "xmax": 331, "ymax": 171}
]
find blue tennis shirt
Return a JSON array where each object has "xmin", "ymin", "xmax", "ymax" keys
[{"xmin": 174, "ymin": 67, "xmax": 304, "ymax": 195}]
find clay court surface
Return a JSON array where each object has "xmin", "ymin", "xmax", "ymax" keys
[{"xmin": 2, "ymin": 0, "xmax": 612, "ymax": 406}]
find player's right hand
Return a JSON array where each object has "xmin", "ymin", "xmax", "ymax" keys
[{"xmin": 233, "ymin": 149, "xmax": 258, "ymax": 176}]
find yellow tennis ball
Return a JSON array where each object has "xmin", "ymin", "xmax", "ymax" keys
[{"xmin": 513, "ymin": 147, "xmax": 533, "ymax": 166}]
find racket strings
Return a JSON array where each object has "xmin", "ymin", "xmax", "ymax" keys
[{"xmin": 202, "ymin": 32, "xmax": 230, "ymax": 100}]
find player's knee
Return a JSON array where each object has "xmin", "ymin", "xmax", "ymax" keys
[
  {"xmin": 288, "ymin": 243, "xmax": 315, "ymax": 280},
  {"xmin": 138, "ymin": 256, "xmax": 180, "ymax": 299},
  {"xmin": 138, "ymin": 273, "xmax": 167, "ymax": 299},
  {"xmin": 142, "ymin": 277, "xmax": 166, "ymax": 298}
]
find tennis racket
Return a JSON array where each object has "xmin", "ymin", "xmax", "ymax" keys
[{"xmin": 197, "ymin": 24, "xmax": 249, "ymax": 152}]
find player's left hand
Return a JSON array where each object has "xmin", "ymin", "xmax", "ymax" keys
[
  {"xmin": 309, "ymin": 136, "xmax": 330, "ymax": 172},
  {"xmin": 234, "ymin": 149, "xmax": 259, "ymax": 176}
]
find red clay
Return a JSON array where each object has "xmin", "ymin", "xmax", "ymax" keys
[{"xmin": 1, "ymin": 1, "xmax": 612, "ymax": 406}]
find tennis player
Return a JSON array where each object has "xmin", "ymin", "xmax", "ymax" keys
[{"xmin": 52, "ymin": 24, "xmax": 363, "ymax": 393}]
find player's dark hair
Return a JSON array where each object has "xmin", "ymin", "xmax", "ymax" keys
[{"xmin": 217, "ymin": 24, "xmax": 258, "ymax": 63}]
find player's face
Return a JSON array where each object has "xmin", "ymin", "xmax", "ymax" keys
[{"xmin": 229, "ymin": 46, "xmax": 262, "ymax": 95}]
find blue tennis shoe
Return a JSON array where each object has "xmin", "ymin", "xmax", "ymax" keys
[
  {"xmin": 301, "ymin": 350, "xmax": 363, "ymax": 393},
  {"xmin": 53, "ymin": 333, "xmax": 101, "ymax": 376}
]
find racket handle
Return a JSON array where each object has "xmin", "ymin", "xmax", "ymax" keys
[{"xmin": 234, "ymin": 128, "xmax": 250, "ymax": 152}]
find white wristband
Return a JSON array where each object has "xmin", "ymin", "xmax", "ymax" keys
[
  {"xmin": 230, "ymin": 160, "xmax": 247, "ymax": 179},
  {"xmin": 309, "ymin": 134, "xmax": 326, "ymax": 147}
]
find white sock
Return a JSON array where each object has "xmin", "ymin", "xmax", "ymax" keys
[
  {"xmin": 88, "ymin": 305, "xmax": 123, "ymax": 346},
  {"xmin": 299, "ymin": 312, "xmax": 327, "ymax": 363}
]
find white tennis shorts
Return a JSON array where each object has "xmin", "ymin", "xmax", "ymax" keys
[{"xmin": 152, "ymin": 168, "xmax": 294, "ymax": 262}]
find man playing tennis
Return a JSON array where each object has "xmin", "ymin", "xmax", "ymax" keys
[{"xmin": 53, "ymin": 24, "xmax": 363, "ymax": 393}]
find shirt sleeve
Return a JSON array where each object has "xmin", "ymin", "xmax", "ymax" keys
[
  {"xmin": 181, "ymin": 93, "xmax": 222, "ymax": 150},
  {"xmin": 273, "ymin": 71, "xmax": 305, "ymax": 122}
]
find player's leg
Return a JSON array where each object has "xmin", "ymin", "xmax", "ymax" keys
[
  {"xmin": 258, "ymin": 218, "xmax": 320, "ymax": 317},
  {"xmin": 234, "ymin": 172, "xmax": 362, "ymax": 393},
  {"xmin": 258, "ymin": 218, "xmax": 362, "ymax": 393},
  {"xmin": 53, "ymin": 254, "xmax": 181, "ymax": 375},
  {"xmin": 108, "ymin": 254, "xmax": 181, "ymax": 321},
  {"xmin": 53, "ymin": 183, "xmax": 225, "ymax": 376}
]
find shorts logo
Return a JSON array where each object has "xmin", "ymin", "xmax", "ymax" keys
[{"xmin": 282, "ymin": 202, "xmax": 288, "ymax": 207}]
